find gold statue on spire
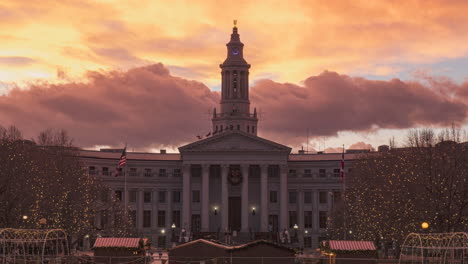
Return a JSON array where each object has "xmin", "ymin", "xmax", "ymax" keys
[{"xmin": 233, "ymin": 19, "xmax": 237, "ymax": 28}]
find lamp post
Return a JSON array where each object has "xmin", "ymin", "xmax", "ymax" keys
[
  {"xmin": 171, "ymin": 223, "xmax": 176, "ymax": 246},
  {"xmin": 293, "ymin": 224, "xmax": 299, "ymax": 243}
]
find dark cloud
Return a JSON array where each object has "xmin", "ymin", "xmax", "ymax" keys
[
  {"xmin": 0, "ymin": 63, "xmax": 218, "ymax": 148},
  {"xmin": 0, "ymin": 65, "xmax": 466, "ymax": 149},
  {"xmin": 0, "ymin": 56, "xmax": 35, "ymax": 66},
  {"xmin": 252, "ymin": 71, "xmax": 467, "ymax": 145}
]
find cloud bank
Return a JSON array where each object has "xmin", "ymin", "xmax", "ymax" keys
[{"xmin": 0, "ymin": 64, "xmax": 466, "ymax": 149}]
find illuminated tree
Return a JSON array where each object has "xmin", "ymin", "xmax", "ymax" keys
[
  {"xmin": 328, "ymin": 128, "xmax": 468, "ymax": 243},
  {"xmin": 0, "ymin": 126, "xmax": 135, "ymax": 239}
]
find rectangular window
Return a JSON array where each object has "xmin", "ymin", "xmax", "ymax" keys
[
  {"xmin": 173, "ymin": 168, "xmax": 181, "ymax": 177},
  {"xmin": 289, "ymin": 211, "xmax": 297, "ymax": 228},
  {"xmin": 144, "ymin": 168, "xmax": 152, "ymax": 177},
  {"xmin": 100, "ymin": 210, "xmax": 108, "ymax": 228},
  {"xmin": 289, "ymin": 191, "xmax": 297, "ymax": 204},
  {"xmin": 191, "ymin": 166, "xmax": 202, "ymax": 178},
  {"xmin": 304, "ymin": 237, "xmax": 312, "ymax": 248},
  {"xmin": 269, "ymin": 191, "xmax": 278, "ymax": 203},
  {"xmin": 102, "ymin": 167, "xmax": 109, "ymax": 176},
  {"xmin": 143, "ymin": 210, "xmax": 151, "ymax": 228},
  {"xmin": 158, "ymin": 211, "xmax": 166, "ymax": 227},
  {"xmin": 288, "ymin": 169, "xmax": 297, "ymax": 177},
  {"xmin": 100, "ymin": 191, "xmax": 108, "ymax": 202},
  {"xmin": 115, "ymin": 190, "xmax": 122, "ymax": 201},
  {"xmin": 319, "ymin": 211, "xmax": 327, "ymax": 229},
  {"xmin": 158, "ymin": 191, "xmax": 166, "ymax": 203},
  {"xmin": 130, "ymin": 210, "xmax": 136, "ymax": 227},
  {"xmin": 304, "ymin": 169, "xmax": 312, "ymax": 177},
  {"xmin": 319, "ymin": 191, "xmax": 328, "ymax": 204},
  {"xmin": 268, "ymin": 165, "xmax": 279, "ymax": 178},
  {"xmin": 173, "ymin": 191, "xmax": 181, "ymax": 203},
  {"xmin": 172, "ymin": 210, "xmax": 181, "ymax": 228},
  {"xmin": 192, "ymin": 190, "xmax": 200, "ymax": 203},
  {"xmin": 129, "ymin": 190, "xmax": 137, "ymax": 203},
  {"xmin": 319, "ymin": 169, "xmax": 326, "ymax": 178},
  {"xmin": 144, "ymin": 191, "xmax": 152, "ymax": 203},
  {"xmin": 89, "ymin": 166, "xmax": 96, "ymax": 175},
  {"xmin": 129, "ymin": 168, "xmax": 137, "ymax": 177},
  {"xmin": 333, "ymin": 191, "xmax": 341, "ymax": 204},
  {"xmin": 159, "ymin": 168, "xmax": 167, "ymax": 177},
  {"xmin": 157, "ymin": 236, "xmax": 166, "ymax": 248},
  {"xmin": 333, "ymin": 168, "xmax": 340, "ymax": 177},
  {"xmin": 304, "ymin": 191, "xmax": 312, "ymax": 204},
  {"xmin": 191, "ymin": 214, "xmax": 201, "ymax": 233},
  {"xmin": 304, "ymin": 211, "xmax": 313, "ymax": 228}
]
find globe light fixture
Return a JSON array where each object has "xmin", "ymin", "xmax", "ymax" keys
[
  {"xmin": 305, "ymin": 230, "xmax": 308, "ymax": 234},
  {"xmin": 293, "ymin": 224, "xmax": 299, "ymax": 229},
  {"xmin": 251, "ymin": 207, "xmax": 256, "ymax": 215},
  {"xmin": 171, "ymin": 223, "xmax": 176, "ymax": 229},
  {"xmin": 22, "ymin": 215, "xmax": 28, "ymax": 220},
  {"xmin": 214, "ymin": 206, "xmax": 218, "ymax": 215},
  {"xmin": 161, "ymin": 229, "xmax": 166, "ymax": 234},
  {"xmin": 422, "ymin": 222, "xmax": 429, "ymax": 229}
]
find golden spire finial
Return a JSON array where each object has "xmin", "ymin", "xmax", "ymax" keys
[{"xmin": 233, "ymin": 19, "xmax": 237, "ymax": 28}]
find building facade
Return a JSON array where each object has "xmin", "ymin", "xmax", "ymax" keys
[{"xmin": 80, "ymin": 24, "xmax": 365, "ymax": 249}]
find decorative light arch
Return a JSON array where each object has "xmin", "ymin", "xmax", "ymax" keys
[
  {"xmin": 399, "ymin": 232, "xmax": 467, "ymax": 264},
  {"xmin": 0, "ymin": 228, "xmax": 69, "ymax": 264}
]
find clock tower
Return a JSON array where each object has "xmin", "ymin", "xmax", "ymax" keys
[{"xmin": 212, "ymin": 21, "xmax": 258, "ymax": 135}]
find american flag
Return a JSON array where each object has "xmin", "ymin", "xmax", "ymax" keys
[
  {"xmin": 340, "ymin": 145, "xmax": 345, "ymax": 179},
  {"xmin": 114, "ymin": 147, "xmax": 127, "ymax": 177}
]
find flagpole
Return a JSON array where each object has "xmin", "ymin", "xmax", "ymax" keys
[
  {"xmin": 124, "ymin": 143, "xmax": 128, "ymax": 212},
  {"xmin": 342, "ymin": 144, "xmax": 347, "ymax": 240}
]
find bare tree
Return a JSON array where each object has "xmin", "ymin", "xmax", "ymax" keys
[
  {"xmin": 329, "ymin": 127, "xmax": 468, "ymax": 244},
  {"xmin": 0, "ymin": 126, "xmax": 134, "ymax": 239}
]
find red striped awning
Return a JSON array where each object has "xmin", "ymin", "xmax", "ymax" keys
[
  {"xmin": 328, "ymin": 240, "xmax": 376, "ymax": 251},
  {"xmin": 93, "ymin": 238, "xmax": 141, "ymax": 248}
]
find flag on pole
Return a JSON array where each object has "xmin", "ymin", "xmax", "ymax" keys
[
  {"xmin": 340, "ymin": 145, "xmax": 345, "ymax": 179},
  {"xmin": 114, "ymin": 147, "xmax": 127, "ymax": 177}
]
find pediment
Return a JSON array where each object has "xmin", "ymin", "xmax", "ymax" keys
[{"xmin": 179, "ymin": 131, "xmax": 291, "ymax": 153}]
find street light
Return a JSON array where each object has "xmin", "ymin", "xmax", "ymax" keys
[
  {"xmin": 421, "ymin": 222, "xmax": 429, "ymax": 230},
  {"xmin": 251, "ymin": 207, "xmax": 256, "ymax": 216},
  {"xmin": 171, "ymin": 223, "xmax": 176, "ymax": 229},
  {"xmin": 213, "ymin": 206, "xmax": 218, "ymax": 215},
  {"xmin": 161, "ymin": 229, "xmax": 166, "ymax": 234},
  {"xmin": 22, "ymin": 215, "xmax": 28, "ymax": 220}
]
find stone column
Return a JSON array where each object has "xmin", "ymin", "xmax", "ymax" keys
[
  {"xmin": 221, "ymin": 164, "xmax": 229, "ymax": 230},
  {"xmin": 137, "ymin": 189, "xmax": 144, "ymax": 230},
  {"xmin": 182, "ymin": 164, "xmax": 191, "ymax": 230},
  {"xmin": 260, "ymin": 164, "xmax": 269, "ymax": 232},
  {"xmin": 201, "ymin": 164, "xmax": 210, "ymax": 232},
  {"xmin": 152, "ymin": 189, "xmax": 158, "ymax": 230},
  {"xmin": 279, "ymin": 165, "xmax": 288, "ymax": 230},
  {"xmin": 312, "ymin": 190, "xmax": 318, "ymax": 233},
  {"xmin": 298, "ymin": 189, "xmax": 305, "ymax": 248},
  {"xmin": 241, "ymin": 164, "xmax": 249, "ymax": 232},
  {"xmin": 166, "ymin": 189, "xmax": 173, "ymax": 229}
]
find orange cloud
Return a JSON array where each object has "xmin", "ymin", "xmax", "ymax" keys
[{"xmin": 1, "ymin": 0, "xmax": 468, "ymax": 87}]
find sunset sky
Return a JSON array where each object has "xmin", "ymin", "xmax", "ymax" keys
[{"xmin": 1, "ymin": 0, "xmax": 467, "ymax": 152}]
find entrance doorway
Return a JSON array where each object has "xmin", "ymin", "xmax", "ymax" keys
[{"xmin": 228, "ymin": 197, "xmax": 241, "ymax": 231}]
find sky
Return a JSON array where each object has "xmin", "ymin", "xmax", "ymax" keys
[{"xmin": 0, "ymin": 0, "xmax": 467, "ymax": 152}]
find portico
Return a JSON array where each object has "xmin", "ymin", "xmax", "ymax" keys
[{"xmin": 179, "ymin": 131, "xmax": 291, "ymax": 234}]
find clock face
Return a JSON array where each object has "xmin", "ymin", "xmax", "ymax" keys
[{"xmin": 232, "ymin": 48, "xmax": 239, "ymax": 55}]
